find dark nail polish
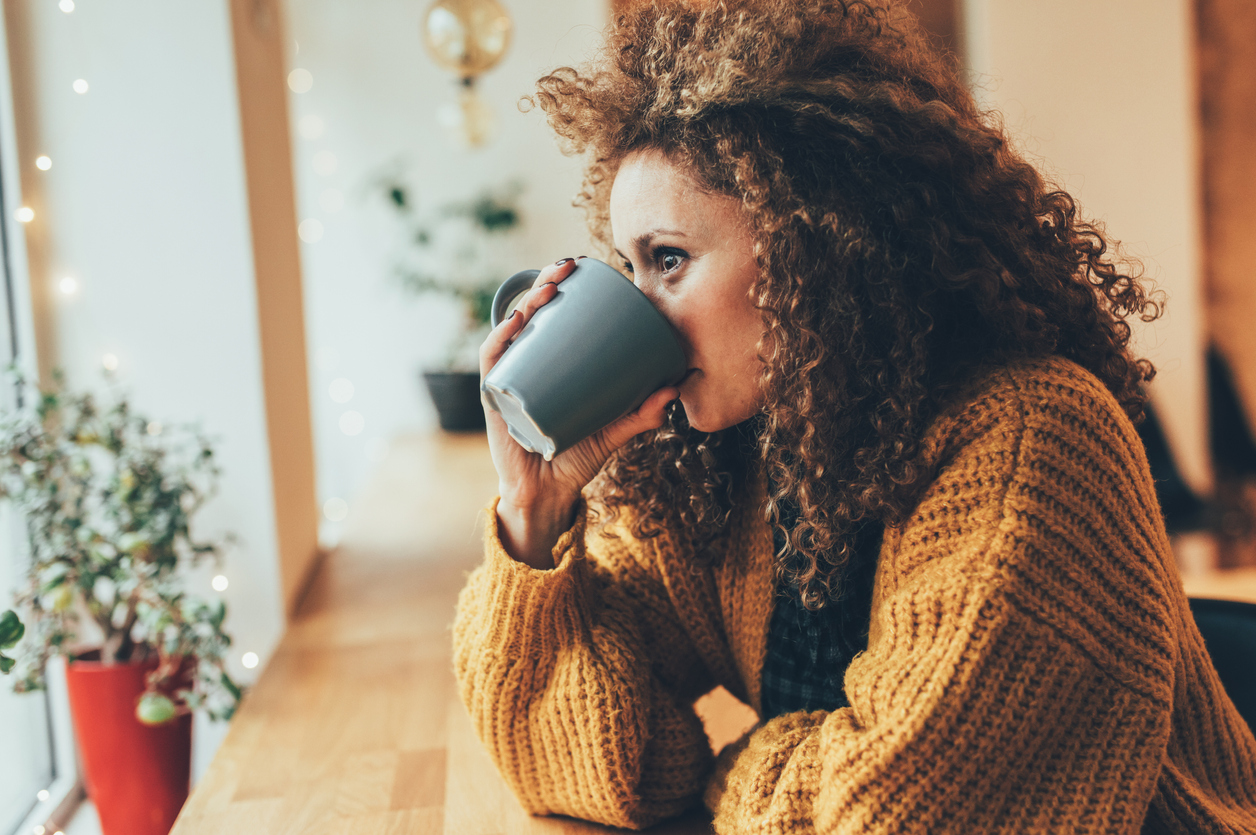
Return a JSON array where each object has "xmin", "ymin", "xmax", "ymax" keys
[
  {"xmin": 541, "ymin": 281, "xmax": 558, "ymax": 289},
  {"xmin": 576, "ymin": 255, "xmax": 588, "ymax": 260},
  {"xmin": 508, "ymin": 309, "xmax": 520, "ymax": 321},
  {"xmin": 555, "ymin": 257, "xmax": 573, "ymax": 266}
]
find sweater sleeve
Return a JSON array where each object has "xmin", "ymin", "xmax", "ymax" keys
[
  {"xmin": 452, "ymin": 498, "xmax": 718, "ymax": 829},
  {"xmin": 705, "ymin": 370, "xmax": 1180, "ymax": 833}
]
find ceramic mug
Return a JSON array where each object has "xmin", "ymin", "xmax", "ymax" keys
[{"xmin": 481, "ymin": 258, "xmax": 688, "ymax": 460}]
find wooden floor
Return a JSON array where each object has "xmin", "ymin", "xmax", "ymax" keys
[
  {"xmin": 169, "ymin": 433, "xmax": 744, "ymax": 835},
  {"xmin": 170, "ymin": 432, "xmax": 1256, "ymax": 835}
]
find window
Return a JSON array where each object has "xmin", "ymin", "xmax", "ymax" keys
[
  {"xmin": 0, "ymin": 136, "xmax": 55, "ymax": 835},
  {"xmin": 0, "ymin": 27, "xmax": 80, "ymax": 834}
]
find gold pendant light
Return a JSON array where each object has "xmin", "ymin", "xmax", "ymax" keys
[{"xmin": 422, "ymin": 0, "xmax": 514, "ymax": 148}]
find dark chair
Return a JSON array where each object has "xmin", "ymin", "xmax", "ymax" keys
[
  {"xmin": 1139, "ymin": 398, "xmax": 1210, "ymax": 534},
  {"xmin": 1209, "ymin": 347, "xmax": 1256, "ymax": 480},
  {"xmin": 1189, "ymin": 597, "xmax": 1256, "ymax": 732}
]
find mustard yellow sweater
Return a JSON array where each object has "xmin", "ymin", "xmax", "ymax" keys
[{"xmin": 452, "ymin": 357, "xmax": 1256, "ymax": 833}]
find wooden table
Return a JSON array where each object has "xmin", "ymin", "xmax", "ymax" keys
[
  {"xmin": 170, "ymin": 433, "xmax": 747, "ymax": 835},
  {"xmin": 171, "ymin": 432, "xmax": 1256, "ymax": 835}
]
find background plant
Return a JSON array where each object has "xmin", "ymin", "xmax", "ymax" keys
[
  {"xmin": 0, "ymin": 374, "xmax": 241, "ymax": 723},
  {"xmin": 378, "ymin": 174, "xmax": 525, "ymax": 369}
]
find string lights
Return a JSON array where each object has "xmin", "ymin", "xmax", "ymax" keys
[{"xmin": 323, "ymin": 497, "xmax": 349, "ymax": 521}]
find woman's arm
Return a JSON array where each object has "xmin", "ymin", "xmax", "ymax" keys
[
  {"xmin": 707, "ymin": 365, "xmax": 1181, "ymax": 833},
  {"xmin": 452, "ymin": 499, "xmax": 718, "ymax": 829}
]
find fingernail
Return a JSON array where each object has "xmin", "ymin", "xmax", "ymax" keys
[
  {"xmin": 555, "ymin": 257, "xmax": 573, "ymax": 266},
  {"xmin": 576, "ymin": 255, "xmax": 588, "ymax": 260},
  {"xmin": 540, "ymin": 281, "xmax": 558, "ymax": 289},
  {"xmin": 507, "ymin": 309, "xmax": 520, "ymax": 321}
]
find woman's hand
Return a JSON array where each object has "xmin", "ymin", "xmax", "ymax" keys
[{"xmin": 480, "ymin": 257, "xmax": 680, "ymax": 569}]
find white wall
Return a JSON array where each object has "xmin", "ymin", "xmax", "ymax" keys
[
  {"xmin": 10, "ymin": 0, "xmax": 287, "ymax": 779},
  {"xmin": 283, "ymin": 0, "xmax": 606, "ymax": 539},
  {"xmin": 964, "ymin": 0, "xmax": 1208, "ymax": 493}
]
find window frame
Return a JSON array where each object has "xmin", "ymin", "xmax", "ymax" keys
[{"xmin": 0, "ymin": 6, "xmax": 84, "ymax": 833}]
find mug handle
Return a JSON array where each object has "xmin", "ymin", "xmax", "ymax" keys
[{"xmin": 490, "ymin": 269, "xmax": 542, "ymax": 328}]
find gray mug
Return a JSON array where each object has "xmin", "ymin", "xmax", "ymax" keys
[{"xmin": 481, "ymin": 258, "xmax": 687, "ymax": 460}]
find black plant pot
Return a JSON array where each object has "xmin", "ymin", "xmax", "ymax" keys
[{"xmin": 422, "ymin": 371, "xmax": 486, "ymax": 432}]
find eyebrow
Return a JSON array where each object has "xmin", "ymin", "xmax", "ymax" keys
[{"xmin": 631, "ymin": 228, "xmax": 688, "ymax": 250}]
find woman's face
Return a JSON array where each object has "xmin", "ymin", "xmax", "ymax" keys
[{"xmin": 609, "ymin": 150, "xmax": 766, "ymax": 434}]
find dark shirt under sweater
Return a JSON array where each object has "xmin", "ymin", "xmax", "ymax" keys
[{"xmin": 759, "ymin": 504, "xmax": 882, "ymax": 719}]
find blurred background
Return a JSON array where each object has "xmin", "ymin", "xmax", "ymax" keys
[{"xmin": 0, "ymin": 0, "xmax": 1253, "ymax": 833}]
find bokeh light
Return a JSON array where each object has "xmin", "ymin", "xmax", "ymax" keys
[
  {"xmin": 287, "ymin": 68, "xmax": 313, "ymax": 94},
  {"xmin": 298, "ymin": 114, "xmax": 325, "ymax": 140},
  {"xmin": 329, "ymin": 377, "xmax": 354, "ymax": 403},
  {"xmin": 311, "ymin": 150, "xmax": 338, "ymax": 176},
  {"xmin": 298, "ymin": 218, "xmax": 324, "ymax": 243},
  {"xmin": 338, "ymin": 410, "xmax": 365, "ymax": 436}
]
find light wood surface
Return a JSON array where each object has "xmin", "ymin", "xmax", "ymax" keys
[{"xmin": 170, "ymin": 433, "xmax": 738, "ymax": 834}]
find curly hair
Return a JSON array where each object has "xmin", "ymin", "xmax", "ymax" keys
[{"xmin": 531, "ymin": 0, "xmax": 1161, "ymax": 608}]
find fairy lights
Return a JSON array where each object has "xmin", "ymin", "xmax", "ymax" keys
[
  {"xmin": 338, "ymin": 410, "xmax": 364, "ymax": 436},
  {"xmin": 329, "ymin": 378, "xmax": 354, "ymax": 403},
  {"xmin": 287, "ymin": 68, "xmax": 313, "ymax": 94},
  {"xmin": 298, "ymin": 218, "xmax": 324, "ymax": 243},
  {"xmin": 323, "ymin": 497, "xmax": 349, "ymax": 521}
]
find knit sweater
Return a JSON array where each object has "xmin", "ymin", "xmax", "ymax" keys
[{"xmin": 452, "ymin": 357, "xmax": 1256, "ymax": 833}]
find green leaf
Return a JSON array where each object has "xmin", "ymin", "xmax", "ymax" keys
[
  {"xmin": 0, "ymin": 654, "xmax": 14, "ymax": 673},
  {"xmin": 0, "ymin": 610, "xmax": 25, "ymax": 650},
  {"xmin": 135, "ymin": 692, "xmax": 177, "ymax": 725},
  {"xmin": 220, "ymin": 671, "xmax": 242, "ymax": 702}
]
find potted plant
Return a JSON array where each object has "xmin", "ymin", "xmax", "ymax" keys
[
  {"xmin": 0, "ymin": 375, "xmax": 241, "ymax": 835},
  {"xmin": 378, "ymin": 176, "xmax": 525, "ymax": 431}
]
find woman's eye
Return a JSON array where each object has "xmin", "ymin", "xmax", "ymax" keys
[{"xmin": 657, "ymin": 249, "xmax": 686, "ymax": 273}]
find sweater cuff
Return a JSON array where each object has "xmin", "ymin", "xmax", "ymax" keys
[
  {"xmin": 478, "ymin": 496, "xmax": 595, "ymax": 654},
  {"xmin": 484, "ymin": 495, "xmax": 588, "ymax": 571}
]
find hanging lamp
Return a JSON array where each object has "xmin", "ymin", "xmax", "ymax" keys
[{"xmin": 421, "ymin": 0, "xmax": 514, "ymax": 148}]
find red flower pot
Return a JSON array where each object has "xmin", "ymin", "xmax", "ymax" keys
[{"xmin": 64, "ymin": 654, "xmax": 192, "ymax": 835}]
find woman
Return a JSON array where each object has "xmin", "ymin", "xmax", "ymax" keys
[{"xmin": 453, "ymin": 0, "xmax": 1256, "ymax": 831}]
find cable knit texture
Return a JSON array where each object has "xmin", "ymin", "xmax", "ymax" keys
[{"xmin": 452, "ymin": 357, "xmax": 1256, "ymax": 833}]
